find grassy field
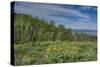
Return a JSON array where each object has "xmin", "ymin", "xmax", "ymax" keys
[{"xmin": 14, "ymin": 41, "xmax": 97, "ymax": 65}]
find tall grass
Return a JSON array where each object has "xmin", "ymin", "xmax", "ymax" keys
[{"xmin": 14, "ymin": 41, "xmax": 97, "ymax": 65}]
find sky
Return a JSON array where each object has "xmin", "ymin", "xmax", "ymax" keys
[{"xmin": 14, "ymin": 1, "xmax": 97, "ymax": 30}]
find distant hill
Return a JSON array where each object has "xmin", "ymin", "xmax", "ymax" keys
[
  {"xmin": 72, "ymin": 29, "xmax": 97, "ymax": 32},
  {"xmin": 72, "ymin": 29, "xmax": 97, "ymax": 36}
]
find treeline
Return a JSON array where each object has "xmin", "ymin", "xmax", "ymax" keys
[{"xmin": 14, "ymin": 13, "xmax": 97, "ymax": 44}]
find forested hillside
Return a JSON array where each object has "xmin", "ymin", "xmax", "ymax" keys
[
  {"xmin": 14, "ymin": 13, "xmax": 97, "ymax": 44},
  {"xmin": 13, "ymin": 13, "xmax": 97, "ymax": 65}
]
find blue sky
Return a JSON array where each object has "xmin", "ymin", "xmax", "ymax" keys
[{"xmin": 14, "ymin": 1, "xmax": 97, "ymax": 30}]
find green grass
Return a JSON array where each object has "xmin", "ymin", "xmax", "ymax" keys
[{"xmin": 14, "ymin": 41, "xmax": 97, "ymax": 65}]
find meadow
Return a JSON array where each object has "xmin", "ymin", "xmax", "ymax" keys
[
  {"xmin": 14, "ymin": 41, "xmax": 97, "ymax": 65},
  {"xmin": 13, "ymin": 13, "xmax": 97, "ymax": 65}
]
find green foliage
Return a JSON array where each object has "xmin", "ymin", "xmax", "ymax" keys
[
  {"xmin": 14, "ymin": 13, "xmax": 97, "ymax": 43},
  {"xmin": 14, "ymin": 41, "xmax": 97, "ymax": 65},
  {"xmin": 14, "ymin": 13, "xmax": 97, "ymax": 65}
]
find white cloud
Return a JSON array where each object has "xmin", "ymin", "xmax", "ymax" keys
[
  {"xmin": 77, "ymin": 18, "xmax": 90, "ymax": 22},
  {"xmin": 80, "ymin": 6, "xmax": 97, "ymax": 11},
  {"xmin": 35, "ymin": 4, "xmax": 90, "ymax": 19},
  {"xmin": 80, "ymin": 6, "xmax": 92, "ymax": 10},
  {"xmin": 14, "ymin": 2, "xmax": 97, "ymax": 30},
  {"xmin": 15, "ymin": 2, "xmax": 90, "ymax": 19},
  {"xmin": 50, "ymin": 6, "xmax": 90, "ymax": 19},
  {"xmin": 66, "ymin": 21, "xmax": 97, "ymax": 30},
  {"xmin": 46, "ymin": 16, "xmax": 97, "ymax": 30}
]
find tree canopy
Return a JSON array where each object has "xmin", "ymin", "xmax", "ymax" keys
[{"xmin": 14, "ymin": 13, "xmax": 97, "ymax": 44}]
